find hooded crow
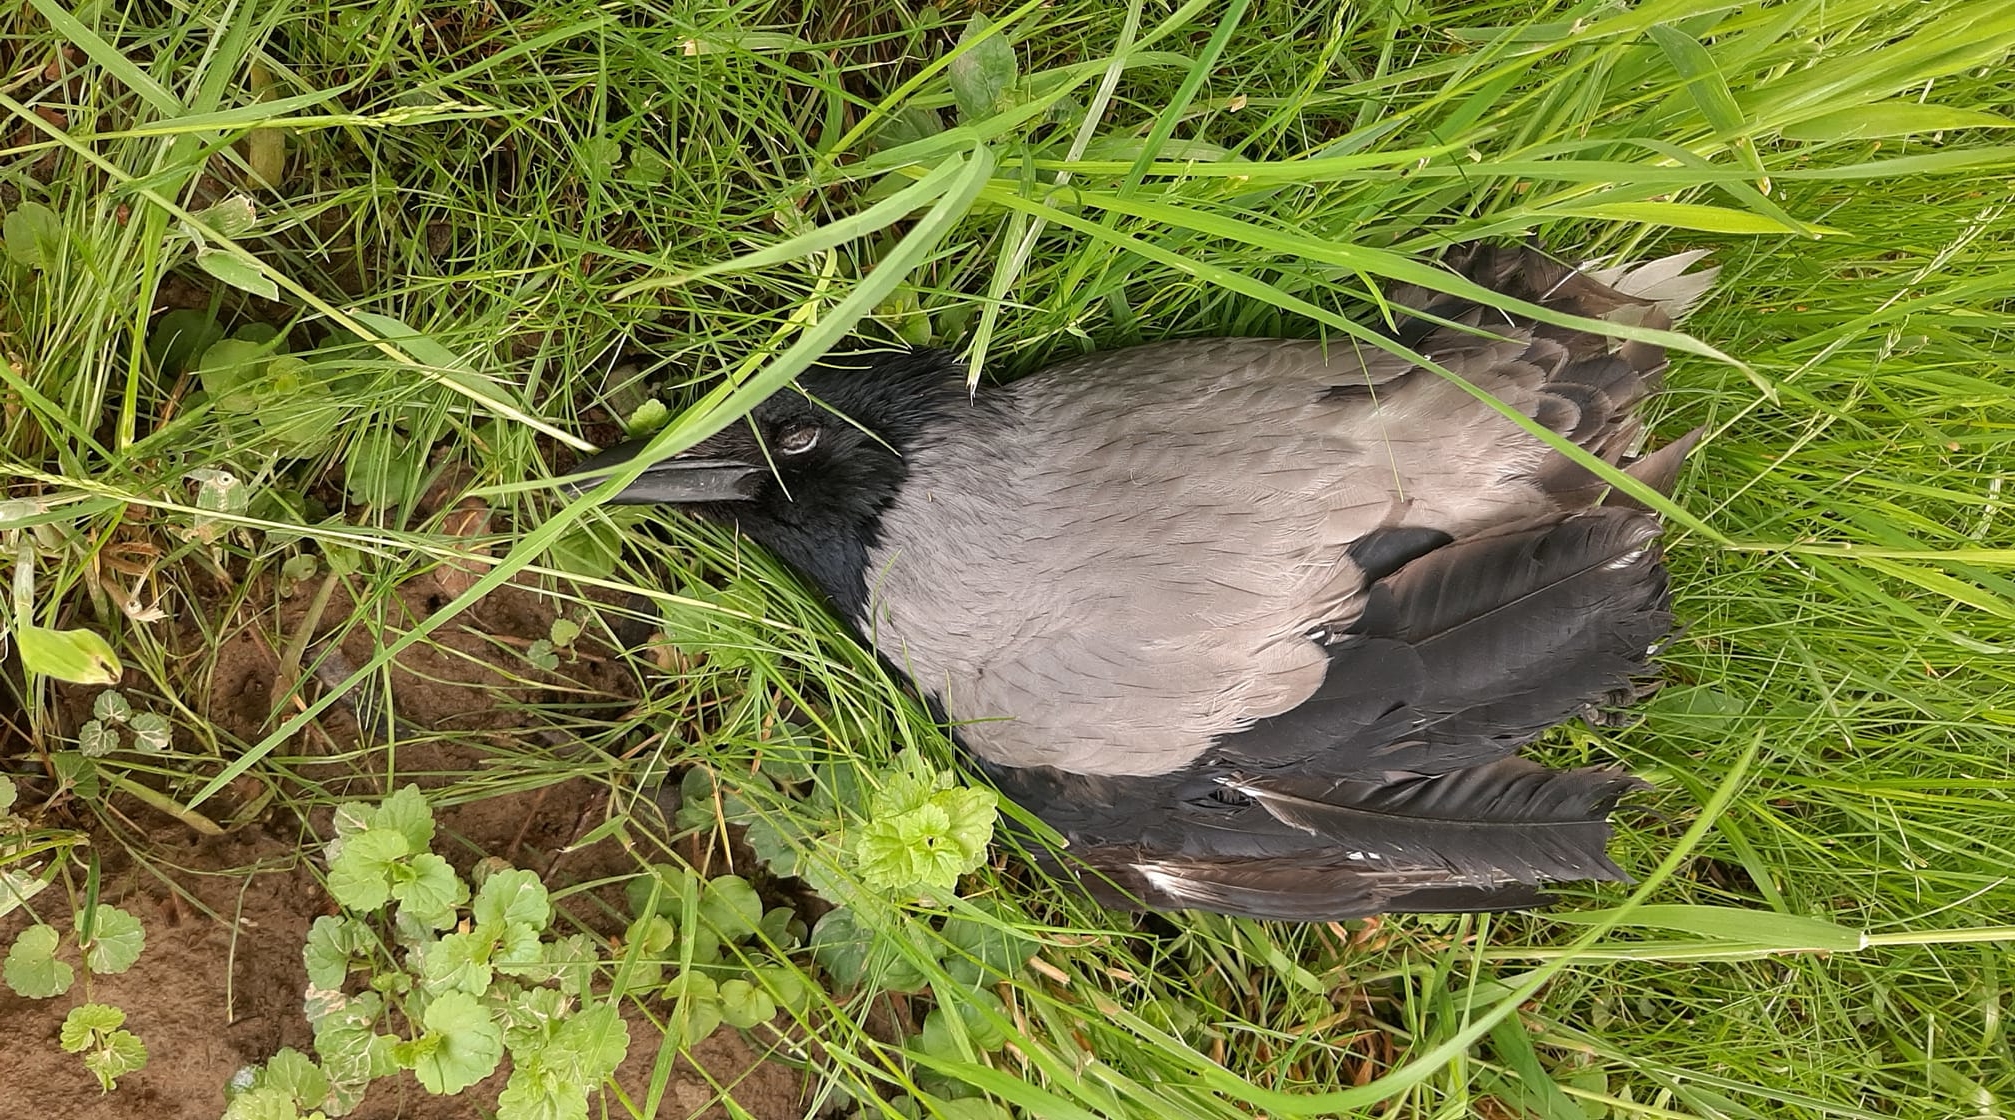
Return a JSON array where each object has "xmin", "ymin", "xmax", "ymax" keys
[{"xmin": 579, "ymin": 246, "xmax": 1716, "ymax": 922}]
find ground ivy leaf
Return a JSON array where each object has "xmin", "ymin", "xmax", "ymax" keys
[
  {"xmin": 868, "ymin": 767, "xmax": 940, "ymax": 819},
  {"xmin": 222, "ymin": 1085, "xmax": 298, "ymax": 1120},
  {"xmin": 260, "ymin": 1046, "xmax": 330, "ymax": 1111},
  {"xmin": 83, "ymin": 1029, "xmax": 149, "ymax": 1092},
  {"xmin": 127, "ymin": 712, "xmax": 173, "ymax": 752},
  {"xmin": 92, "ymin": 691, "xmax": 132, "ymax": 722},
  {"xmin": 315, "ymin": 1019, "xmax": 397, "ymax": 1112},
  {"xmin": 698, "ymin": 876, "xmax": 762, "ymax": 942},
  {"xmin": 495, "ymin": 985, "xmax": 569, "ymax": 1056},
  {"xmin": 493, "ymin": 922, "xmax": 544, "ymax": 972},
  {"xmin": 392, "ymin": 853, "xmax": 467, "ymax": 930},
  {"xmin": 0, "ymin": 870, "xmax": 41, "ymax": 924},
  {"xmin": 474, "ymin": 868, "xmax": 550, "ymax": 930},
  {"xmin": 553, "ymin": 1002, "xmax": 628, "ymax": 1081},
  {"xmin": 77, "ymin": 905, "xmax": 146, "ymax": 974},
  {"xmin": 856, "ymin": 803, "xmax": 958, "ymax": 889},
  {"xmin": 330, "ymin": 801, "xmax": 372, "ymax": 842},
  {"xmin": 77, "ymin": 720, "xmax": 119, "ymax": 757},
  {"xmin": 407, "ymin": 990, "xmax": 504, "ymax": 1095},
  {"xmin": 513, "ymin": 933, "xmax": 596, "ymax": 997},
  {"xmin": 303, "ymin": 916, "xmax": 372, "ymax": 990},
  {"xmin": 59, "ymin": 1002, "xmax": 125, "ymax": 1049},
  {"xmin": 371, "ymin": 785, "xmax": 436, "ymax": 851},
  {"xmin": 716, "ymin": 978, "xmax": 776, "ymax": 1030},
  {"xmin": 5, "ymin": 923, "xmax": 74, "ymax": 997},
  {"xmin": 422, "ymin": 929, "xmax": 494, "ymax": 995},
  {"xmin": 62, "ymin": 1003, "xmax": 147, "ymax": 1091},
  {"xmin": 326, "ymin": 828, "xmax": 410, "ymax": 912}
]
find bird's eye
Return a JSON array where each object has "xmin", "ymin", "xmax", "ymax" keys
[{"xmin": 775, "ymin": 425, "xmax": 820, "ymax": 456}]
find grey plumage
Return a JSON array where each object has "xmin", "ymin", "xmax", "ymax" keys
[{"xmin": 579, "ymin": 245, "xmax": 1716, "ymax": 921}]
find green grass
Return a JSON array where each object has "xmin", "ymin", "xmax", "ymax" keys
[{"xmin": 5, "ymin": 0, "xmax": 2015, "ymax": 1116}]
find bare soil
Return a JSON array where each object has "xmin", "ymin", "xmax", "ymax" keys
[{"xmin": 1, "ymin": 565, "xmax": 810, "ymax": 1119}]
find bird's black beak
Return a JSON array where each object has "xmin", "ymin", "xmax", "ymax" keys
[{"xmin": 564, "ymin": 440, "xmax": 763, "ymax": 505}]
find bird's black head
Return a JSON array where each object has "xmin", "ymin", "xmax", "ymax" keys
[{"xmin": 571, "ymin": 348, "xmax": 971, "ymax": 619}]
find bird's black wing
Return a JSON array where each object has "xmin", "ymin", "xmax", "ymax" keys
[{"xmin": 988, "ymin": 508, "xmax": 1669, "ymax": 921}]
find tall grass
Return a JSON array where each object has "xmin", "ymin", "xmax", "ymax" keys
[{"xmin": 4, "ymin": 0, "xmax": 2015, "ymax": 1116}]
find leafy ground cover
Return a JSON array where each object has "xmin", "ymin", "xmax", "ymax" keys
[{"xmin": 4, "ymin": 0, "xmax": 2015, "ymax": 1117}]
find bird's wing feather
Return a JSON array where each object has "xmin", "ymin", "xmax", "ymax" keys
[{"xmin": 862, "ymin": 249, "xmax": 1708, "ymax": 777}]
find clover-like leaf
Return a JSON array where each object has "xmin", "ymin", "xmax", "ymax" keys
[
  {"xmin": 716, "ymin": 978, "xmax": 776, "ymax": 1030},
  {"xmin": 4, "ymin": 200, "xmax": 65, "ymax": 268},
  {"xmin": 303, "ymin": 915, "xmax": 374, "ymax": 990},
  {"xmin": 5, "ymin": 923, "xmax": 74, "ymax": 997},
  {"xmin": 92, "ymin": 690, "xmax": 133, "ymax": 723},
  {"xmin": 940, "ymin": 901, "xmax": 1034, "ymax": 984},
  {"xmin": 474, "ymin": 868, "xmax": 550, "ymax": 931},
  {"xmin": 402, "ymin": 990, "xmax": 504, "ymax": 1095},
  {"xmin": 62, "ymin": 1003, "xmax": 148, "ymax": 1091},
  {"xmin": 422, "ymin": 928, "xmax": 495, "ymax": 996},
  {"xmin": 77, "ymin": 720, "xmax": 120, "ymax": 757},
  {"xmin": 127, "ymin": 713, "xmax": 173, "ymax": 753},
  {"xmin": 261, "ymin": 1047, "xmax": 331, "ymax": 1112},
  {"xmin": 371, "ymin": 785, "xmax": 436, "ymax": 851},
  {"xmin": 664, "ymin": 971, "xmax": 723, "ymax": 1047},
  {"xmin": 391, "ymin": 853, "xmax": 467, "ymax": 930},
  {"xmin": 326, "ymin": 827, "xmax": 410, "ymax": 912},
  {"xmin": 77, "ymin": 905, "xmax": 146, "ymax": 974},
  {"xmin": 808, "ymin": 909, "xmax": 871, "ymax": 992},
  {"xmin": 624, "ymin": 863, "xmax": 700, "ymax": 921},
  {"xmin": 698, "ymin": 876, "xmax": 763, "ymax": 943}
]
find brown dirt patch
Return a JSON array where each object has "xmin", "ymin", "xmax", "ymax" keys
[{"xmin": 2, "ymin": 565, "xmax": 811, "ymax": 1118}]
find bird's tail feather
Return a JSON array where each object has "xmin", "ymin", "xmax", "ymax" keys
[{"xmin": 1065, "ymin": 757, "xmax": 1642, "ymax": 921}]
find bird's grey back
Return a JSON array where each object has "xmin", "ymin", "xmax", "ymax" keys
[{"xmin": 857, "ymin": 254, "xmax": 1711, "ymax": 777}]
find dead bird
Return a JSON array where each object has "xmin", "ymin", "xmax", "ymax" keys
[{"xmin": 575, "ymin": 245, "xmax": 1716, "ymax": 921}]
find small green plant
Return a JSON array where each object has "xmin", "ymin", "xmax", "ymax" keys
[
  {"xmin": 77, "ymin": 690, "xmax": 174, "ymax": 757},
  {"xmin": 233, "ymin": 784, "xmax": 630, "ymax": 1116},
  {"xmin": 3, "ymin": 904, "xmax": 147, "ymax": 999},
  {"xmin": 2, "ymin": 775, "xmax": 152, "ymax": 1093},
  {"xmin": 617, "ymin": 863, "xmax": 813, "ymax": 1047},
  {"xmin": 525, "ymin": 615, "xmax": 584, "ymax": 672},
  {"xmin": 60, "ymin": 1004, "xmax": 149, "ymax": 1092},
  {"xmin": 683, "ymin": 752, "xmax": 1000, "ymax": 905}
]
